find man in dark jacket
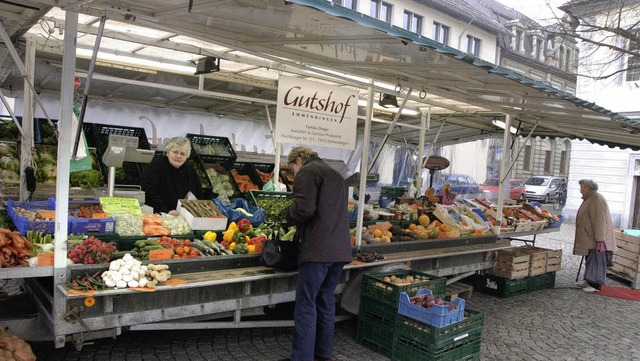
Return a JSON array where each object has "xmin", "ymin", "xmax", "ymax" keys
[
  {"xmin": 281, "ymin": 146, "xmax": 352, "ymax": 361},
  {"xmin": 140, "ymin": 136, "xmax": 202, "ymax": 214}
]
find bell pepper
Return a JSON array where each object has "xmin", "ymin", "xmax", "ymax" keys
[
  {"xmin": 246, "ymin": 244, "xmax": 256, "ymax": 254},
  {"xmin": 233, "ymin": 231, "xmax": 247, "ymax": 244},
  {"xmin": 228, "ymin": 222, "xmax": 240, "ymax": 233},
  {"xmin": 233, "ymin": 243, "xmax": 248, "ymax": 254},
  {"xmin": 237, "ymin": 218, "xmax": 252, "ymax": 232},
  {"xmin": 223, "ymin": 228, "xmax": 236, "ymax": 243},
  {"xmin": 248, "ymin": 234, "xmax": 267, "ymax": 245},
  {"xmin": 203, "ymin": 231, "xmax": 217, "ymax": 242},
  {"xmin": 228, "ymin": 241, "xmax": 237, "ymax": 251}
]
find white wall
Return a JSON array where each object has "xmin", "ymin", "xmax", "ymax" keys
[{"xmin": 563, "ymin": 140, "xmax": 639, "ymax": 228}]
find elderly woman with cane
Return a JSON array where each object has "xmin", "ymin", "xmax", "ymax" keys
[{"xmin": 573, "ymin": 179, "xmax": 617, "ymax": 293}]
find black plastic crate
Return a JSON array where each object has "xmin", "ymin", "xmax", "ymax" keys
[
  {"xmin": 230, "ymin": 162, "xmax": 262, "ymax": 193},
  {"xmin": 250, "ymin": 162, "xmax": 276, "ymax": 187},
  {"xmin": 93, "ymin": 123, "xmax": 151, "ymax": 154},
  {"xmin": 198, "ymin": 157, "xmax": 240, "ymax": 198},
  {"xmin": 187, "ymin": 133, "xmax": 236, "ymax": 167}
]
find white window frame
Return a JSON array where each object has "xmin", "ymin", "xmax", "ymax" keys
[
  {"xmin": 332, "ymin": 0, "xmax": 357, "ymax": 10},
  {"xmin": 370, "ymin": 0, "xmax": 392, "ymax": 23},
  {"xmin": 466, "ymin": 35, "xmax": 481, "ymax": 56},
  {"xmin": 433, "ymin": 21, "xmax": 450, "ymax": 46},
  {"xmin": 403, "ymin": 10, "xmax": 422, "ymax": 35}
]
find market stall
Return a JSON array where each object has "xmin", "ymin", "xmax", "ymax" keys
[{"xmin": 1, "ymin": 0, "xmax": 639, "ymax": 353}]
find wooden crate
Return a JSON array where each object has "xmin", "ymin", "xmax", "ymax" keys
[
  {"xmin": 520, "ymin": 246, "xmax": 547, "ymax": 276},
  {"xmin": 522, "ymin": 246, "xmax": 562, "ymax": 274},
  {"xmin": 610, "ymin": 230, "xmax": 640, "ymax": 289},
  {"xmin": 444, "ymin": 282, "xmax": 473, "ymax": 302},
  {"xmin": 492, "ymin": 248, "xmax": 530, "ymax": 279}
]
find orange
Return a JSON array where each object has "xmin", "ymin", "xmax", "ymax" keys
[{"xmin": 373, "ymin": 229, "xmax": 383, "ymax": 238}]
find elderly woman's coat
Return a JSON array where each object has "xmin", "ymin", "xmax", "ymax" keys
[{"xmin": 573, "ymin": 190, "xmax": 617, "ymax": 256}]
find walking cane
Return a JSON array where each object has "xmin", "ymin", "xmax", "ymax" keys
[{"xmin": 575, "ymin": 256, "xmax": 584, "ymax": 282}]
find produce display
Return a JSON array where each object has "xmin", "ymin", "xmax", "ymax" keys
[
  {"xmin": 179, "ymin": 199, "xmax": 221, "ymax": 217},
  {"xmin": 357, "ymin": 251, "xmax": 385, "ymax": 263},
  {"xmin": 101, "ymin": 253, "xmax": 150, "ymax": 288},
  {"xmin": 253, "ymin": 195, "xmax": 293, "ymax": 222},
  {"xmin": 409, "ymin": 291, "xmax": 457, "ymax": 311},
  {"xmin": 0, "ymin": 329, "xmax": 37, "ymax": 361},
  {"xmin": 67, "ymin": 236, "xmax": 117, "ymax": 264},
  {"xmin": 0, "ymin": 228, "xmax": 33, "ymax": 267},
  {"xmin": 0, "ymin": 143, "xmax": 19, "ymax": 185},
  {"xmin": 193, "ymin": 143, "xmax": 233, "ymax": 157},
  {"xmin": 204, "ymin": 164, "xmax": 235, "ymax": 197},
  {"xmin": 230, "ymin": 168, "xmax": 259, "ymax": 192}
]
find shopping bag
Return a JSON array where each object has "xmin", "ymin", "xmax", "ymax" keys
[
  {"xmin": 260, "ymin": 221, "xmax": 300, "ymax": 271},
  {"xmin": 584, "ymin": 242, "xmax": 607, "ymax": 285}
]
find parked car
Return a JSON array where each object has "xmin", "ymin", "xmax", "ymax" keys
[
  {"xmin": 479, "ymin": 178, "xmax": 526, "ymax": 199},
  {"xmin": 525, "ymin": 176, "xmax": 564, "ymax": 203},
  {"xmin": 430, "ymin": 173, "xmax": 480, "ymax": 195}
]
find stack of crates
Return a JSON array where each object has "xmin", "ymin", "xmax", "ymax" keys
[
  {"xmin": 358, "ymin": 270, "xmax": 446, "ymax": 357},
  {"xmin": 484, "ymin": 246, "xmax": 559, "ymax": 298},
  {"xmin": 393, "ymin": 308, "xmax": 484, "ymax": 361}
]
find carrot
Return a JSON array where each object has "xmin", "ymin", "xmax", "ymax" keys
[
  {"xmin": 0, "ymin": 233, "xmax": 7, "ymax": 247},
  {"xmin": 0, "ymin": 228, "xmax": 12, "ymax": 234}
]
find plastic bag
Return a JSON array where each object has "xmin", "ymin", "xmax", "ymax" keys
[
  {"xmin": 585, "ymin": 242, "xmax": 607, "ymax": 285},
  {"xmin": 213, "ymin": 197, "xmax": 265, "ymax": 227}
]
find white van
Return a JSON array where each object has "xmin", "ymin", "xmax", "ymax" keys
[{"xmin": 524, "ymin": 176, "xmax": 563, "ymax": 203}]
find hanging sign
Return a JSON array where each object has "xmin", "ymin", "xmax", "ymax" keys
[{"xmin": 275, "ymin": 76, "xmax": 358, "ymax": 150}]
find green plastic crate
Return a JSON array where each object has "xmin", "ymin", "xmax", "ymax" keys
[
  {"xmin": 481, "ymin": 274, "xmax": 529, "ymax": 298},
  {"xmin": 395, "ymin": 309, "xmax": 484, "ymax": 351},
  {"xmin": 391, "ymin": 337, "xmax": 481, "ymax": 361},
  {"xmin": 359, "ymin": 295, "xmax": 398, "ymax": 326},
  {"xmin": 361, "ymin": 270, "xmax": 447, "ymax": 307},
  {"xmin": 528, "ymin": 272, "xmax": 556, "ymax": 291},
  {"xmin": 357, "ymin": 314, "xmax": 394, "ymax": 358}
]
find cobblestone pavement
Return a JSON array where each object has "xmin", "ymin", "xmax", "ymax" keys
[{"xmin": 30, "ymin": 223, "xmax": 640, "ymax": 361}]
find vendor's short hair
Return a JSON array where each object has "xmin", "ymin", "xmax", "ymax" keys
[
  {"xmin": 164, "ymin": 137, "xmax": 192, "ymax": 158},
  {"xmin": 287, "ymin": 146, "xmax": 318, "ymax": 165},
  {"xmin": 579, "ymin": 179, "xmax": 598, "ymax": 191}
]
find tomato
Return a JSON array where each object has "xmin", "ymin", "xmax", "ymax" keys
[
  {"xmin": 174, "ymin": 247, "xmax": 184, "ymax": 255},
  {"xmin": 184, "ymin": 240, "xmax": 191, "ymax": 246},
  {"xmin": 183, "ymin": 246, "xmax": 191, "ymax": 254},
  {"xmin": 188, "ymin": 250, "xmax": 199, "ymax": 257}
]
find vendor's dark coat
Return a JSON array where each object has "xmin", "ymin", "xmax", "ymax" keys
[
  {"xmin": 286, "ymin": 157, "xmax": 352, "ymax": 265},
  {"xmin": 140, "ymin": 156, "xmax": 202, "ymax": 213}
]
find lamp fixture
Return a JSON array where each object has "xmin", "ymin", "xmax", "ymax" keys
[
  {"xmin": 379, "ymin": 93, "xmax": 399, "ymax": 108},
  {"xmin": 194, "ymin": 56, "xmax": 220, "ymax": 75}
]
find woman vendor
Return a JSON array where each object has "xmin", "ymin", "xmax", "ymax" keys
[{"xmin": 140, "ymin": 136, "xmax": 202, "ymax": 215}]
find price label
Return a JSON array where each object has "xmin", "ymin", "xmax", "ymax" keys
[
  {"xmin": 149, "ymin": 249, "xmax": 172, "ymax": 261},
  {"xmin": 99, "ymin": 197, "xmax": 142, "ymax": 216},
  {"xmin": 37, "ymin": 253, "xmax": 54, "ymax": 266},
  {"xmin": 37, "ymin": 210, "xmax": 56, "ymax": 219}
]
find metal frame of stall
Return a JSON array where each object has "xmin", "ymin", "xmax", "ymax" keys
[{"xmin": 0, "ymin": 2, "xmax": 586, "ymax": 349}]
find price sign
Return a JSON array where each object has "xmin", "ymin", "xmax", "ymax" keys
[
  {"xmin": 37, "ymin": 253, "xmax": 54, "ymax": 266},
  {"xmin": 149, "ymin": 249, "xmax": 172, "ymax": 261},
  {"xmin": 99, "ymin": 197, "xmax": 142, "ymax": 216}
]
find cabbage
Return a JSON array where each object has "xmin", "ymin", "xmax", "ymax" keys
[
  {"xmin": 0, "ymin": 169, "xmax": 19, "ymax": 183},
  {"xmin": 0, "ymin": 143, "xmax": 17, "ymax": 158},
  {"xmin": 0, "ymin": 156, "xmax": 19, "ymax": 173}
]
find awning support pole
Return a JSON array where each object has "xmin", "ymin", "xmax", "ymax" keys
[
  {"xmin": 0, "ymin": 22, "xmax": 54, "ymax": 130},
  {"xmin": 72, "ymin": 15, "xmax": 107, "ymax": 159},
  {"xmin": 495, "ymin": 114, "xmax": 514, "ymax": 236},
  {"xmin": 264, "ymin": 104, "xmax": 283, "ymax": 189},
  {"xmin": 367, "ymin": 88, "xmax": 411, "ymax": 173},
  {"xmin": 355, "ymin": 81, "xmax": 375, "ymax": 249},
  {"xmin": 415, "ymin": 108, "xmax": 430, "ymax": 192},
  {"xmin": 52, "ymin": 11, "xmax": 78, "ymax": 349},
  {"xmin": 502, "ymin": 121, "xmax": 539, "ymax": 181}
]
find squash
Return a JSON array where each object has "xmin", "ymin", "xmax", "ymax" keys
[{"xmin": 418, "ymin": 214, "xmax": 430, "ymax": 227}]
